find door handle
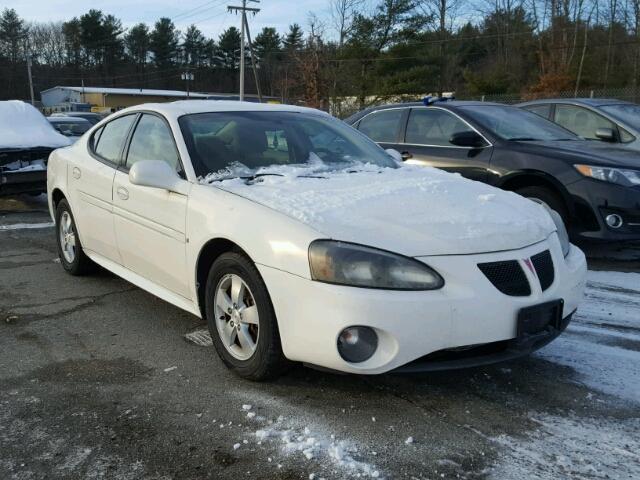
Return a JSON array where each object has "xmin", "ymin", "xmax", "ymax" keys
[
  {"xmin": 72, "ymin": 167, "xmax": 81, "ymax": 179},
  {"xmin": 116, "ymin": 186, "xmax": 129, "ymax": 200},
  {"xmin": 401, "ymin": 151, "xmax": 413, "ymax": 161}
]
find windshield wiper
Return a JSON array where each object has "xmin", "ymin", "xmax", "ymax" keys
[
  {"xmin": 507, "ymin": 137, "xmax": 540, "ymax": 141},
  {"xmin": 207, "ymin": 172, "xmax": 284, "ymax": 183}
]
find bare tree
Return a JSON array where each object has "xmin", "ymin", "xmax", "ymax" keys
[
  {"xmin": 330, "ymin": 0, "xmax": 366, "ymax": 47},
  {"xmin": 603, "ymin": 0, "xmax": 619, "ymax": 87},
  {"xmin": 419, "ymin": 0, "xmax": 463, "ymax": 95}
]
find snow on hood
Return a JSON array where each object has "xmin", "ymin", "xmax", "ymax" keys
[
  {"xmin": 205, "ymin": 163, "xmax": 556, "ymax": 256},
  {"xmin": 0, "ymin": 101, "xmax": 71, "ymax": 149}
]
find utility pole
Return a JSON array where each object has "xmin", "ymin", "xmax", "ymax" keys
[
  {"xmin": 26, "ymin": 53, "xmax": 35, "ymax": 106},
  {"xmin": 228, "ymin": 0, "xmax": 260, "ymax": 101}
]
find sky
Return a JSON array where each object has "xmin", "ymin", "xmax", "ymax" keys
[{"xmin": 3, "ymin": 0, "xmax": 334, "ymax": 39}]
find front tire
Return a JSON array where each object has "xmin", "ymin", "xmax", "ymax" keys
[
  {"xmin": 55, "ymin": 199, "xmax": 94, "ymax": 275},
  {"xmin": 205, "ymin": 252, "xmax": 288, "ymax": 381}
]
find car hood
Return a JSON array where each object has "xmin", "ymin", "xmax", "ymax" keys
[
  {"xmin": 518, "ymin": 140, "xmax": 640, "ymax": 168},
  {"xmin": 211, "ymin": 165, "xmax": 556, "ymax": 257},
  {"xmin": 0, "ymin": 100, "xmax": 71, "ymax": 150}
]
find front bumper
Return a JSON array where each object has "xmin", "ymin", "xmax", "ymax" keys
[
  {"xmin": 567, "ymin": 178, "xmax": 640, "ymax": 241},
  {"xmin": 259, "ymin": 235, "xmax": 587, "ymax": 374},
  {"xmin": 0, "ymin": 168, "xmax": 47, "ymax": 196},
  {"xmin": 394, "ymin": 310, "xmax": 574, "ymax": 373}
]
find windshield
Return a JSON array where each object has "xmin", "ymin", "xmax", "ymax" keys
[
  {"xmin": 178, "ymin": 111, "xmax": 397, "ymax": 179},
  {"xmin": 600, "ymin": 104, "xmax": 640, "ymax": 131},
  {"xmin": 459, "ymin": 105, "xmax": 578, "ymax": 141}
]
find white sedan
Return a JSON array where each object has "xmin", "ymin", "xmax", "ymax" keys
[{"xmin": 47, "ymin": 101, "xmax": 587, "ymax": 380}]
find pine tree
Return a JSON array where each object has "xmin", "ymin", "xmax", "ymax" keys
[
  {"xmin": 150, "ymin": 17, "xmax": 179, "ymax": 70},
  {"xmin": 182, "ymin": 25, "xmax": 206, "ymax": 67},
  {"xmin": 0, "ymin": 8, "xmax": 27, "ymax": 63},
  {"xmin": 217, "ymin": 27, "xmax": 240, "ymax": 70},
  {"xmin": 283, "ymin": 23, "xmax": 303, "ymax": 51},
  {"xmin": 125, "ymin": 23, "xmax": 150, "ymax": 68}
]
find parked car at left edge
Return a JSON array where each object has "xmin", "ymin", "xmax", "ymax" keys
[
  {"xmin": 345, "ymin": 100, "xmax": 640, "ymax": 242},
  {"xmin": 0, "ymin": 100, "xmax": 71, "ymax": 196},
  {"xmin": 47, "ymin": 100, "xmax": 586, "ymax": 380}
]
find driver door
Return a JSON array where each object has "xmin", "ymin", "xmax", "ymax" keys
[{"xmin": 112, "ymin": 113, "xmax": 191, "ymax": 298}]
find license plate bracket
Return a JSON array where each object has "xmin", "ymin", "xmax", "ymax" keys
[{"xmin": 517, "ymin": 299, "xmax": 564, "ymax": 337}]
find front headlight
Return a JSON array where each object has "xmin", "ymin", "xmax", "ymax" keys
[
  {"xmin": 308, "ymin": 240, "xmax": 444, "ymax": 290},
  {"xmin": 541, "ymin": 205, "xmax": 570, "ymax": 258},
  {"xmin": 575, "ymin": 164, "xmax": 640, "ymax": 187}
]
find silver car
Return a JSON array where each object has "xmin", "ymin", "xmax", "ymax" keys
[{"xmin": 517, "ymin": 98, "xmax": 640, "ymax": 151}]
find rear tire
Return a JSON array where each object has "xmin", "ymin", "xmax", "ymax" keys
[
  {"xmin": 205, "ymin": 252, "xmax": 289, "ymax": 381},
  {"xmin": 55, "ymin": 199, "xmax": 94, "ymax": 275}
]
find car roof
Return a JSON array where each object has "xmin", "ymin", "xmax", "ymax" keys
[
  {"xmin": 115, "ymin": 100, "xmax": 326, "ymax": 119},
  {"xmin": 47, "ymin": 116, "xmax": 90, "ymax": 123},
  {"xmin": 344, "ymin": 100, "xmax": 507, "ymax": 123},
  {"xmin": 517, "ymin": 98, "xmax": 634, "ymax": 107}
]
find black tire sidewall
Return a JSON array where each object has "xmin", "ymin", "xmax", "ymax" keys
[{"xmin": 204, "ymin": 252, "xmax": 284, "ymax": 380}]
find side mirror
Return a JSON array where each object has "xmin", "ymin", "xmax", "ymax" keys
[
  {"xmin": 129, "ymin": 160, "xmax": 187, "ymax": 194},
  {"xmin": 449, "ymin": 131, "xmax": 486, "ymax": 148},
  {"xmin": 385, "ymin": 148, "xmax": 404, "ymax": 163},
  {"xmin": 595, "ymin": 128, "xmax": 616, "ymax": 142}
]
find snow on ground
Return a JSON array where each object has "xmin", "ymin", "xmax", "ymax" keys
[
  {"xmin": 535, "ymin": 270, "xmax": 640, "ymax": 403},
  {"xmin": 0, "ymin": 222, "xmax": 54, "ymax": 231},
  {"xmin": 490, "ymin": 414, "xmax": 640, "ymax": 479},
  {"xmin": 489, "ymin": 269, "xmax": 640, "ymax": 479},
  {"xmin": 242, "ymin": 410, "xmax": 382, "ymax": 478}
]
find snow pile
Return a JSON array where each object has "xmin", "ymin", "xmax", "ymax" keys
[
  {"xmin": 490, "ymin": 414, "xmax": 640, "ymax": 479},
  {"xmin": 0, "ymin": 101, "xmax": 71, "ymax": 149},
  {"xmin": 536, "ymin": 270, "xmax": 640, "ymax": 403},
  {"xmin": 204, "ymin": 162, "xmax": 556, "ymax": 256},
  {"xmin": 253, "ymin": 417, "xmax": 381, "ymax": 478}
]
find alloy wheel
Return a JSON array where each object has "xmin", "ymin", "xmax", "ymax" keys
[
  {"xmin": 214, "ymin": 273, "xmax": 260, "ymax": 361},
  {"xmin": 59, "ymin": 211, "xmax": 76, "ymax": 264}
]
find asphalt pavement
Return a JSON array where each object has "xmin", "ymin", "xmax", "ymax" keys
[{"xmin": 1, "ymin": 194, "xmax": 639, "ymax": 480}]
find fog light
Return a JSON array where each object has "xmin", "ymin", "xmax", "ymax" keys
[
  {"xmin": 605, "ymin": 214, "xmax": 623, "ymax": 229},
  {"xmin": 337, "ymin": 326, "xmax": 378, "ymax": 363}
]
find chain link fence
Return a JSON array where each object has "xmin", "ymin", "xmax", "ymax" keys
[
  {"xmin": 332, "ymin": 87, "xmax": 640, "ymax": 118},
  {"xmin": 456, "ymin": 87, "xmax": 640, "ymax": 104}
]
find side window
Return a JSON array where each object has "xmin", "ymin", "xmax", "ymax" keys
[
  {"xmin": 405, "ymin": 109, "xmax": 475, "ymax": 146},
  {"xmin": 94, "ymin": 115, "xmax": 136, "ymax": 163},
  {"xmin": 523, "ymin": 104, "xmax": 552, "ymax": 119},
  {"xmin": 554, "ymin": 105, "xmax": 616, "ymax": 140},
  {"xmin": 357, "ymin": 109, "xmax": 403, "ymax": 143},
  {"xmin": 126, "ymin": 114, "xmax": 180, "ymax": 171}
]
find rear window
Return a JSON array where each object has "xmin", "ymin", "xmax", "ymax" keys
[
  {"xmin": 357, "ymin": 109, "xmax": 403, "ymax": 143},
  {"xmin": 92, "ymin": 114, "xmax": 136, "ymax": 163}
]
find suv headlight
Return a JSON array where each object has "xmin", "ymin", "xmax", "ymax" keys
[
  {"xmin": 575, "ymin": 164, "xmax": 640, "ymax": 187},
  {"xmin": 308, "ymin": 240, "xmax": 444, "ymax": 290}
]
